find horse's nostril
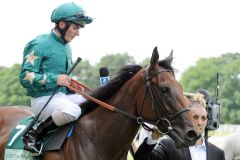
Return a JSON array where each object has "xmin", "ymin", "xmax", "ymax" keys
[{"xmin": 185, "ymin": 130, "xmax": 199, "ymax": 141}]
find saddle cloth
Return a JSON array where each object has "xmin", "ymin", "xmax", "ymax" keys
[{"xmin": 4, "ymin": 116, "xmax": 74, "ymax": 160}]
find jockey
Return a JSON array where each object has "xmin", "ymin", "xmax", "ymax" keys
[{"xmin": 19, "ymin": 2, "xmax": 93, "ymax": 153}]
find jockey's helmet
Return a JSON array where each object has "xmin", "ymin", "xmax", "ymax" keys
[{"xmin": 50, "ymin": 2, "xmax": 93, "ymax": 27}]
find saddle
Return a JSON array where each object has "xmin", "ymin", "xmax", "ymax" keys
[{"xmin": 4, "ymin": 116, "xmax": 74, "ymax": 159}]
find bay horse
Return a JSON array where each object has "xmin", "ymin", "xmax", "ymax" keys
[{"xmin": 0, "ymin": 47, "xmax": 199, "ymax": 160}]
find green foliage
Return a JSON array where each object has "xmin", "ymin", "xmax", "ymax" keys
[
  {"xmin": 139, "ymin": 58, "xmax": 150, "ymax": 67},
  {"xmin": 0, "ymin": 65, "xmax": 6, "ymax": 71},
  {"xmin": 0, "ymin": 64, "xmax": 30, "ymax": 106},
  {"xmin": 96, "ymin": 52, "xmax": 136, "ymax": 77},
  {"xmin": 72, "ymin": 53, "xmax": 136, "ymax": 89},
  {"xmin": 180, "ymin": 53, "xmax": 240, "ymax": 124},
  {"xmin": 72, "ymin": 59, "xmax": 98, "ymax": 89}
]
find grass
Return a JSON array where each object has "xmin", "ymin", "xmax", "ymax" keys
[{"xmin": 127, "ymin": 152, "xmax": 133, "ymax": 160}]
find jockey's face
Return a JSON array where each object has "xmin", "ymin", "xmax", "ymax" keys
[{"xmin": 64, "ymin": 23, "xmax": 81, "ymax": 43}]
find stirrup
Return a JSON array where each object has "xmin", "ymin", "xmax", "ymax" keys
[
  {"xmin": 35, "ymin": 143, "xmax": 43, "ymax": 155},
  {"xmin": 24, "ymin": 142, "xmax": 43, "ymax": 156},
  {"xmin": 22, "ymin": 134, "xmax": 43, "ymax": 155}
]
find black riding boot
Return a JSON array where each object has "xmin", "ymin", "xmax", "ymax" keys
[{"xmin": 22, "ymin": 116, "xmax": 58, "ymax": 153}]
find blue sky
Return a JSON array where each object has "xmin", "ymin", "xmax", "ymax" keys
[{"xmin": 1, "ymin": 0, "xmax": 240, "ymax": 78}]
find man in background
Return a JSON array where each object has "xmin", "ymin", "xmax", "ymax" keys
[{"xmin": 134, "ymin": 92, "xmax": 225, "ymax": 160}]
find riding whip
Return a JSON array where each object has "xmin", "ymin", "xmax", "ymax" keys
[{"xmin": 22, "ymin": 57, "xmax": 82, "ymax": 137}]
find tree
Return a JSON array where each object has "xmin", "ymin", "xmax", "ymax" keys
[
  {"xmin": 0, "ymin": 64, "xmax": 30, "ymax": 106},
  {"xmin": 180, "ymin": 53, "xmax": 240, "ymax": 123},
  {"xmin": 72, "ymin": 53, "xmax": 136, "ymax": 89},
  {"xmin": 0, "ymin": 66, "xmax": 6, "ymax": 71},
  {"xmin": 71, "ymin": 59, "xmax": 98, "ymax": 89},
  {"xmin": 139, "ymin": 58, "xmax": 150, "ymax": 67},
  {"xmin": 96, "ymin": 52, "xmax": 136, "ymax": 77}
]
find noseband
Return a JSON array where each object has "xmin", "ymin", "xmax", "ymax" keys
[{"xmin": 137, "ymin": 66, "xmax": 190, "ymax": 134}]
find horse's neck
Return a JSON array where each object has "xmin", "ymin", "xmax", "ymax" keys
[
  {"xmin": 68, "ymin": 79, "xmax": 143, "ymax": 158},
  {"xmin": 68, "ymin": 107, "xmax": 139, "ymax": 159}
]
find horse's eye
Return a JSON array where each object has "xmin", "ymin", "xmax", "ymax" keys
[{"xmin": 159, "ymin": 86, "xmax": 169, "ymax": 95}]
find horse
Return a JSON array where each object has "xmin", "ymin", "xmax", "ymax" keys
[{"xmin": 0, "ymin": 47, "xmax": 199, "ymax": 160}]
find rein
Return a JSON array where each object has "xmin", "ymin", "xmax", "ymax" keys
[
  {"xmin": 67, "ymin": 66, "xmax": 190, "ymax": 134},
  {"xmin": 67, "ymin": 82, "xmax": 151, "ymax": 123}
]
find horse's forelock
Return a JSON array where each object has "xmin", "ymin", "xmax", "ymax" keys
[{"xmin": 158, "ymin": 55, "xmax": 176, "ymax": 76}]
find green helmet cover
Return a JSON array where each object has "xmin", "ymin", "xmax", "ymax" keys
[{"xmin": 51, "ymin": 2, "xmax": 93, "ymax": 26}]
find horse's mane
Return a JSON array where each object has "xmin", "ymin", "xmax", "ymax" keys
[
  {"xmin": 80, "ymin": 56, "xmax": 175, "ymax": 114},
  {"xmin": 80, "ymin": 64, "xmax": 142, "ymax": 114}
]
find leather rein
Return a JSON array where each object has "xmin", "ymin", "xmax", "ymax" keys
[{"xmin": 67, "ymin": 66, "xmax": 190, "ymax": 134}]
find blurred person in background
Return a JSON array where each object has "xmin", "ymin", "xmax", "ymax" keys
[
  {"xmin": 223, "ymin": 131, "xmax": 240, "ymax": 160},
  {"xmin": 134, "ymin": 92, "xmax": 225, "ymax": 160}
]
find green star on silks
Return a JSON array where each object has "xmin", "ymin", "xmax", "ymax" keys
[
  {"xmin": 23, "ymin": 71, "xmax": 35, "ymax": 84},
  {"xmin": 25, "ymin": 50, "xmax": 39, "ymax": 66}
]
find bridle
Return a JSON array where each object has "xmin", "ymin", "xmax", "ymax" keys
[
  {"xmin": 136, "ymin": 66, "xmax": 190, "ymax": 134},
  {"xmin": 71, "ymin": 65, "xmax": 191, "ymax": 134}
]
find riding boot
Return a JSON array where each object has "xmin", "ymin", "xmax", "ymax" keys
[{"xmin": 22, "ymin": 116, "xmax": 58, "ymax": 153}]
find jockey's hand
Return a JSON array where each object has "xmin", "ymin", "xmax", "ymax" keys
[
  {"xmin": 146, "ymin": 127, "xmax": 163, "ymax": 145},
  {"xmin": 57, "ymin": 74, "xmax": 71, "ymax": 87},
  {"xmin": 151, "ymin": 128, "xmax": 162, "ymax": 140},
  {"xmin": 69, "ymin": 79, "xmax": 84, "ymax": 92}
]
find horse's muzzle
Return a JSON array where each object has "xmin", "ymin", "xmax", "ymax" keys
[
  {"xmin": 184, "ymin": 129, "xmax": 200, "ymax": 146},
  {"xmin": 168, "ymin": 128, "xmax": 200, "ymax": 148}
]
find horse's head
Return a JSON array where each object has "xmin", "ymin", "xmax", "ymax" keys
[{"xmin": 136, "ymin": 46, "xmax": 199, "ymax": 148}]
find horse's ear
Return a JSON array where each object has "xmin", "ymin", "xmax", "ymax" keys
[
  {"xmin": 150, "ymin": 46, "xmax": 159, "ymax": 69},
  {"xmin": 167, "ymin": 49, "xmax": 173, "ymax": 65}
]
